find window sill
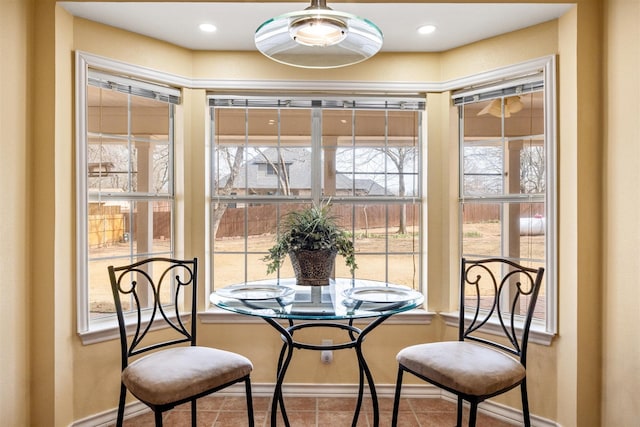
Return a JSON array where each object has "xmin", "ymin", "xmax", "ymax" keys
[
  {"xmin": 199, "ymin": 307, "xmax": 435, "ymax": 325},
  {"xmin": 77, "ymin": 311, "xmax": 185, "ymax": 346},
  {"xmin": 439, "ymin": 311, "xmax": 556, "ymax": 346},
  {"xmin": 78, "ymin": 308, "xmax": 434, "ymax": 345},
  {"xmin": 78, "ymin": 318, "xmax": 121, "ymax": 345},
  {"xmin": 79, "ymin": 310, "xmax": 553, "ymax": 346}
]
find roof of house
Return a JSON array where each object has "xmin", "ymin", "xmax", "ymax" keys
[{"xmin": 219, "ymin": 147, "xmax": 391, "ymax": 195}]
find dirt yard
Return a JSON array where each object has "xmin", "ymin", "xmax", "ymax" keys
[{"xmin": 89, "ymin": 222, "xmax": 545, "ymax": 315}]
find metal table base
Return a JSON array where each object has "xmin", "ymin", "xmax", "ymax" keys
[
  {"xmin": 264, "ymin": 314, "xmax": 391, "ymax": 427},
  {"xmin": 210, "ymin": 279, "xmax": 424, "ymax": 427}
]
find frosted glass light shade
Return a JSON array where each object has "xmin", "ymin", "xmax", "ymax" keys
[
  {"xmin": 255, "ymin": 8, "xmax": 383, "ymax": 69},
  {"xmin": 289, "ymin": 15, "xmax": 348, "ymax": 47}
]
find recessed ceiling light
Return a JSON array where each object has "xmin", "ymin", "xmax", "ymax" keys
[
  {"xmin": 417, "ymin": 25, "xmax": 437, "ymax": 35},
  {"xmin": 199, "ymin": 23, "xmax": 217, "ymax": 33}
]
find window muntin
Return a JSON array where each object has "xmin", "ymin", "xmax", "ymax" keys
[
  {"xmin": 456, "ymin": 78, "xmax": 552, "ymax": 328},
  {"xmin": 210, "ymin": 97, "xmax": 423, "ymax": 290},
  {"xmin": 80, "ymin": 71, "xmax": 177, "ymax": 326}
]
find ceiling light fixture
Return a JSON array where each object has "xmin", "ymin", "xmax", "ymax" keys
[
  {"xmin": 477, "ymin": 96, "xmax": 524, "ymax": 118},
  {"xmin": 255, "ymin": 0, "xmax": 383, "ymax": 69}
]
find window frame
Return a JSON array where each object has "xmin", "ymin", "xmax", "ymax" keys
[
  {"xmin": 451, "ymin": 56, "xmax": 557, "ymax": 342},
  {"xmin": 206, "ymin": 94, "xmax": 426, "ymax": 299},
  {"xmin": 75, "ymin": 52, "xmax": 183, "ymax": 343}
]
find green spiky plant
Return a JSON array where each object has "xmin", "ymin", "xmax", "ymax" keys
[{"xmin": 263, "ymin": 202, "xmax": 357, "ymax": 275}]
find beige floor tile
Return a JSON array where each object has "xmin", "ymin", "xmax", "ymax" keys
[
  {"xmin": 163, "ymin": 409, "xmax": 217, "ymax": 427},
  {"xmin": 196, "ymin": 395, "xmax": 227, "ymax": 411},
  {"xmin": 415, "ymin": 410, "xmax": 462, "ymax": 426},
  {"xmin": 121, "ymin": 410, "xmax": 156, "ymax": 427},
  {"xmin": 376, "ymin": 410, "xmax": 420, "ymax": 427},
  {"xmin": 317, "ymin": 397, "xmax": 358, "ymax": 412},
  {"xmin": 316, "ymin": 411, "xmax": 360, "ymax": 427},
  {"xmin": 214, "ymin": 410, "xmax": 263, "ymax": 427},
  {"xmin": 271, "ymin": 410, "xmax": 317, "ymax": 427},
  {"xmin": 121, "ymin": 396, "xmax": 521, "ymax": 426},
  {"xmin": 408, "ymin": 397, "xmax": 457, "ymax": 413},
  {"xmin": 279, "ymin": 396, "xmax": 317, "ymax": 411},
  {"xmin": 221, "ymin": 396, "xmax": 255, "ymax": 411}
]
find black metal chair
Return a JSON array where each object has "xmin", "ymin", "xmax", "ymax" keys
[
  {"xmin": 108, "ymin": 257, "xmax": 254, "ymax": 427},
  {"xmin": 392, "ymin": 257, "xmax": 544, "ymax": 427}
]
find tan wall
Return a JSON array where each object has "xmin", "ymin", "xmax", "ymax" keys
[
  {"xmin": 556, "ymin": 6, "xmax": 582, "ymax": 426},
  {"xmin": 0, "ymin": 1, "xmax": 31, "ymax": 426},
  {"xmin": 191, "ymin": 50, "xmax": 442, "ymax": 82},
  {"xmin": 9, "ymin": 0, "xmax": 640, "ymax": 426},
  {"xmin": 440, "ymin": 19, "xmax": 559, "ymax": 80},
  {"xmin": 603, "ymin": 0, "xmax": 640, "ymax": 424}
]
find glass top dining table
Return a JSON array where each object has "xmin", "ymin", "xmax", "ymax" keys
[{"xmin": 210, "ymin": 278, "xmax": 424, "ymax": 427}]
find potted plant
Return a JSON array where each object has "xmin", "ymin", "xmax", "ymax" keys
[{"xmin": 263, "ymin": 202, "xmax": 357, "ymax": 285}]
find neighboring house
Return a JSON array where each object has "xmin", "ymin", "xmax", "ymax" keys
[{"xmin": 219, "ymin": 147, "xmax": 391, "ymax": 197}]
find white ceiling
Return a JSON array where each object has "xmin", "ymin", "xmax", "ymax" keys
[{"xmin": 60, "ymin": 2, "xmax": 573, "ymax": 52}]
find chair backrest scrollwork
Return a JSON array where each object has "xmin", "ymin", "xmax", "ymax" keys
[
  {"xmin": 459, "ymin": 257, "xmax": 544, "ymax": 366},
  {"xmin": 108, "ymin": 257, "xmax": 198, "ymax": 369}
]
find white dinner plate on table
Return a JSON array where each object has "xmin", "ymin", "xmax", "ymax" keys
[
  {"xmin": 343, "ymin": 286, "xmax": 421, "ymax": 303},
  {"xmin": 217, "ymin": 284, "xmax": 295, "ymax": 300}
]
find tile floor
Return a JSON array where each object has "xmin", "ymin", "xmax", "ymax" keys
[{"xmin": 118, "ymin": 395, "xmax": 516, "ymax": 426}]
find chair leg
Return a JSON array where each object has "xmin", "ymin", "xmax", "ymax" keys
[
  {"xmin": 391, "ymin": 367, "xmax": 404, "ymax": 427},
  {"xmin": 154, "ymin": 410, "xmax": 163, "ymax": 426},
  {"xmin": 521, "ymin": 379, "xmax": 531, "ymax": 427},
  {"xmin": 116, "ymin": 383, "xmax": 126, "ymax": 427},
  {"xmin": 245, "ymin": 377, "xmax": 255, "ymax": 427},
  {"xmin": 191, "ymin": 399, "xmax": 197, "ymax": 427},
  {"xmin": 456, "ymin": 396, "xmax": 463, "ymax": 427},
  {"xmin": 468, "ymin": 401, "xmax": 478, "ymax": 427}
]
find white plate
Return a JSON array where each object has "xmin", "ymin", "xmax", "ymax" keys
[
  {"xmin": 343, "ymin": 286, "xmax": 421, "ymax": 303},
  {"xmin": 216, "ymin": 284, "xmax": 295, "ymax": 301}
]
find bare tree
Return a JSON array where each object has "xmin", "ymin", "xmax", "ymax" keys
[
  {"xmin": 462, "ymin": 145, "xmax": 503, "ymax": 195},
  {"xmin": 255, "ymin": 148, "xmax": 292, "ymax": 196},
  {"xmin": 152, "ymin": 144, "xmax": 170, "ymax": 193},
  {"xmin": 380, "ymin": 147, "xmax": 416, "ymax": 234},
  {"xmin": 462, "ymin": 143, "xmax": 545, "ymax": 196},
  {"xmin": 345, "ymin": 146, "xmax": 417, "ymax": 234},
  {"xmin": 87, "ymin": 143, "xmax": 130, "ymax": 191},
  {"xmin": 520, "ymin": 145, "xmax": 545, "ymax": 193},
  {"xmin": 212, "ymin": 146, "xmax": 245, "ymax": 237}
]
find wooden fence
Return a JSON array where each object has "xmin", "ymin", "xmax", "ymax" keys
[
  {"xmin": 462, "ymin": 203, "xmax": 545, "ymax": 223},
  {"xmin": 88, "ymin": 202, "xmax": 545, "ymax": 245},
  {"xmin": 215, "ymin": 204, "xmax": 418, "ymax": 238},
  {"xmin": 88, "ymin": 203, "xmax": 171, "ymax": 248}
]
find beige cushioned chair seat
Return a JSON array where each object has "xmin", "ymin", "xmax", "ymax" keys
[
  {"xmin": 122, "ymin": 346, "xmax": 253, "ymax": 406},
  {"xmin": 396, "ymin": 341, "xmax": 525, "ymax": 397}
]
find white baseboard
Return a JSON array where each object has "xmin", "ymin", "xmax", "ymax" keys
[
  {"xmin": 71, "ymin": 400, "xmax": 150, "ymax": 427},
  {"xmin": 71, "ymin": 383, "xmax": 559, "ymax": 427}
]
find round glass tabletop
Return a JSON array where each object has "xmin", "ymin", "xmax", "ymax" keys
[{"xmin": 210, "ymin": 278, "xmax": 424, "ymax": 320}]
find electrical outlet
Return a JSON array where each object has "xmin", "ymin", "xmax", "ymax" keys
[{"xmin": 321, "ymin": 339, "xmax": 333, "ymax": 364}]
